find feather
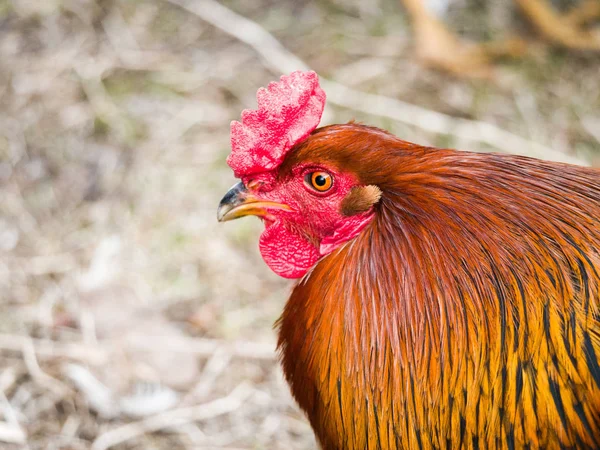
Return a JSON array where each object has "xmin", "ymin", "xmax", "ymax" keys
[{"xmin": 276, "ymin": 124, "xmax": 600, "ymax": 450}]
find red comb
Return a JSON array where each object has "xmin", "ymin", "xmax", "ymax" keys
[{"xmin": 227, "ymin": 70, "xmax": 326, "ymax": 178}]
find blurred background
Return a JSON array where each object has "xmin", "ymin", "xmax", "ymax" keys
[{"xmin": 0, "ymin": 0, "xmax": 599, "ymax": 448}]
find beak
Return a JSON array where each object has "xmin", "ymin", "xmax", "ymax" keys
[{"xmin": 217, "ymin": 181, "xmax": 291, "ymax": 222}]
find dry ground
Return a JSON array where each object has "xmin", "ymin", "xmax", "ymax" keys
[{"xmin": 0, "ymin": 0, "xmax": 599, "ymax": 448}]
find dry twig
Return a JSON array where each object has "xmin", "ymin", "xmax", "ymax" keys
[
  {"xmin": 0, "ymin": 334, "xmax": 276, "ymax": 362},
  {"xmin": 181, "ymin": 346, "xmax": 233, "ymax": 405},
  {"xmin": 0, "ymin": 391, "xmax": 26, "ymax": 445},
  {"xmin": 21, "ymin": 338, "xmax": 73, "ymax": 398},
  {"xmin": 164, "ymin": 0, "xmax": 588, "ymax": 166},
  {"xmin": 91, "ymin": 382, "xmax": 254, "ymax": 450}
]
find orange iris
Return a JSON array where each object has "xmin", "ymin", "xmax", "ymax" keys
[{"xmin": 307, "ymin": 171, "xmax": 333, "ymax": 192}]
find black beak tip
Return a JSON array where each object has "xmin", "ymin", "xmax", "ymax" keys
[
  {"xmin": 220, "ymin": 181, "xmax": 245, "ymax": 206},
  {"xmin": 217, "ymin": 181, "xmax": 246, "ymax": 222}
]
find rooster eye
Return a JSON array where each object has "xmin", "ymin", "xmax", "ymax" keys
[{"xmin": 305, "ymin": 171, "xmax": 333, "ymax": 192}]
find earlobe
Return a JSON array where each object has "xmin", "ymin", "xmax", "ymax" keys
[{"xmin": 340, "ymin": 185, "xmax": 382, "ymax": 216}]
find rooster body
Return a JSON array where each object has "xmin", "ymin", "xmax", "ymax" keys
[
  {"xmin": 218, "ymin": 72, "xmax": 600, "ymax": 449},
  {"xmin": 277, "ymin": 125, "xmax": 600, "ymax": 449}
]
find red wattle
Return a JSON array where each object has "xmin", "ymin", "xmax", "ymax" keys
[
  {"xmin": 258, "ymin": 211, "xmax": 375, "ymax": 279},
  {"xmin": 259, "ymin": 222, "xmax": 321, "ymax": 279}
]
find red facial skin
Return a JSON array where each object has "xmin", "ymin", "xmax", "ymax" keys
[
  {"xmin": 241, "ymin": 165, "xmax": 375, "ymax": 279},
  {"xmin": 226, "ymin": 71, "xmax": 374, "ymax": 278}
]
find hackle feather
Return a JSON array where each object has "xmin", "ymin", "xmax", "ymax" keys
[{"xmin": 277, "ymin": 124, "xmax": 600, "ymax": 450}]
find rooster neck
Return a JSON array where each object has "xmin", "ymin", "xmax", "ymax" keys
[{"xmin": 276, "ymin": 154, "xmax": 600, "ymax": 449}]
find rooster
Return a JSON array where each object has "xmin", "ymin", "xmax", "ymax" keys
[{"xmin": 217, "ymin": 71, "xmax": 600, "ymax": 449}]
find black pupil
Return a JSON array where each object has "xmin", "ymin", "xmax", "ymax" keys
[{"xmin": 314, "ymin": 174, "xmax": 327, "ymax": 187}]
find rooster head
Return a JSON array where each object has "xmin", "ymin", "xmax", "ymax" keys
[{"xmin": 217, "ymin": 71, "xmax": 383, "ymax": 279}]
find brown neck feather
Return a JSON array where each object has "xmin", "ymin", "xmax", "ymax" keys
[{"xmin": 277, "ymin": 149, "xmax": 600, "ymax": 449}]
